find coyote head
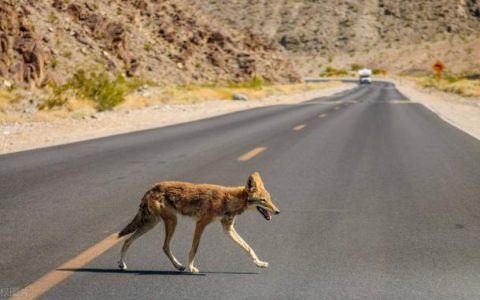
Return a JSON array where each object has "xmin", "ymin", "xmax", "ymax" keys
[{"xmin": 245, "ymin": 172, "xmax": 280, "ymax": 221}]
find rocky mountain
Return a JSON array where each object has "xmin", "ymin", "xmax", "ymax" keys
[
  {"xmin": 1, "ymin": 0, "xmax": 479, "ymax": 89},
  {"xmin": 0, "ymin": 0, "xmax": 300, "ymax": 88},
  {"xmin": 184, "ymin": 0, "xmax": 480, "ymax": 75},
  {"xmin": 187, "ymin": 0, "xmax": 480, "ymax": 55}
]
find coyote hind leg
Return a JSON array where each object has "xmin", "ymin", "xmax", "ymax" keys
[
  {"xmin": 160, "ymin": 210, "xmax": 185, "ymax": 271},
  {"xmin": 187, "ymin": 217, "xmax": 213, "ymax": 273},
  {"xmin": 118, "ymin": 217, "xmax": 158, "ymax": 270}
]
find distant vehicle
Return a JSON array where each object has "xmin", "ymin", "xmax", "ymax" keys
[{"xmin": 358, "ymin": 68, "xmax": 372, "ymax": 84}]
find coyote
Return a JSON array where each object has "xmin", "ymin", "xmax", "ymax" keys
[{"xmin": 117, "ymin": 172, "xmax": 280, "ymax": 273}]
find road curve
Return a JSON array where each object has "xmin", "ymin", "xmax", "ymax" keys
[{"xmin": 1, "ymin": 82, "xmax": 480, "ymax": 299}]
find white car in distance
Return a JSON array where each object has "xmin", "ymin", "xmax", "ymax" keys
[{"xmin": 358, "ymin": 68, "xmax": 372, "ymax": 84}]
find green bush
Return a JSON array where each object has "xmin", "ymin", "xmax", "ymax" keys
[{"xmin": 42, "ymin": 69, "xmax": 146, "ymax": 111}]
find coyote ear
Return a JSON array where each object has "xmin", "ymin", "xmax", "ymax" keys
[{"xmin": 246, "ymin": 174, "xmax": 257, "ymax": 192}]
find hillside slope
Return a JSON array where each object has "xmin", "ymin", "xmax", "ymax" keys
[
  {"xmin": 188, "ymin": 0, "xmax": 480, "ymax": 54},
  {"xmin": 0, "ymin": 0, "xmax": 300, "ymax": 88},
  {"xmin": 186, "ymin": 0, "xmax": 480, "ymax": 74}
]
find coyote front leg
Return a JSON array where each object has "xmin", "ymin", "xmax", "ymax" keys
[{"xmin": 222, "ymin": 218, "xmax": 269, "ymax": 268}]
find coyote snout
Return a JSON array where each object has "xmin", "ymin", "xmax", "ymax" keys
[{"xmin": 117, "ymin": 172, "xmax": 279, "ymax": 273}]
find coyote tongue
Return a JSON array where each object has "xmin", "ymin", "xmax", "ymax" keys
[{"xmin": 257, "ymin": 206, "xmax": 271, "ymax": 221}]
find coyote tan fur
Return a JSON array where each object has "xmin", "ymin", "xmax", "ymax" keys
[{"xmin": 118, "ymin": 172, "xmax": 280, "ymax": 273}]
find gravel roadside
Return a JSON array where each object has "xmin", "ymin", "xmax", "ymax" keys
[
  {"xmin": 0, "ymin": 83, "xmax": 355, "ymax": 154},
  {"xmin": 393, "ymin": 78, "xmax": 480, "ymax": 141}
]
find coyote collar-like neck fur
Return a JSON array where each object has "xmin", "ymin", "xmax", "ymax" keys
[{"xmin": 224, "ymin": 187, "xmax": 249, "ymax": 217}]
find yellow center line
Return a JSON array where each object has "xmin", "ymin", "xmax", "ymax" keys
[
  {"xmin": 319, "ymin": 113, "xmax": 328, "ymax": 118},
  {"xmin": 293, "ymin": 124, "xmax": 306, "ymax": 131},
  {"xmin": 13, "ymin": 232, "xmax": 122, "ymax": 300},
  {"xmin": 238, "ymin": 147, "xmax": 267, "ymax": 161}
]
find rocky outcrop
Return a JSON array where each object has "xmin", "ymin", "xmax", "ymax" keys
[
  {"xmin": 0, "ymin": 0, "xmax": 300, "ymax": 88},
  {"xmin": 59, "ymin": 3, "xmax": 139, "ymax": 77},
  {"xmin": 0, "ymin": 2, "xmax": 47, "ymax": 87},
  {"xmin": 184, "ymin": 0, "xmax": 480, "ymax": 55},
  {"xmin": 13, "ymin": 33, "xmax": 47, "ymax": 86},
  {"xmin": 0, "ymin": 33, "xmax": 11, "ymax": 77},
  {"xmin": 468, "ymin": 0, "xmax": 480, "ymax": 18}
]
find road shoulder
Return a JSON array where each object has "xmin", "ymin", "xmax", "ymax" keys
[
  {"xmin": 0, "ymin": 83, "xmax": 355, "ymax": 154},
  {"xmin": 394, "ymin": 78, "xmax": 480, "ymax": 141}
]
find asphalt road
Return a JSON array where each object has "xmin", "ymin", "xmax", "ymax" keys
[{"xmin": 1, "ymin": 82, "xmax": 480, "ymax": 299}]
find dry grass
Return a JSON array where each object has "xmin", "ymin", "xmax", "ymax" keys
[
  {"xmin": 0, "ymin": 90, "xmax": 15, "ymax": 111},
  {"xmin": 412, "ymin": 76, "xmax": 480, "ymax": 97},
  {"xmin": 0, "ymin": 112, "xmax": 23, "ymax": 123},
  {"xmin": 1, "ymin": 81, "xmax": 341, "ymax": 124},
  {"xmin": 120, "ymin": 81, "xmax": 341, "ymax": 109},
  {"xmin": 0, "ymin": 90, "xmax": 22, "ymax": 123},
  {"xmin": 0, "ymin": 88, "xmax": 87, "ymax": 124},
  {"xmin": 1, "ymin": 110, "xmax": 71, "ymax": 124}
]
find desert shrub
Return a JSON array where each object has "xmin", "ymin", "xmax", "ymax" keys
[
  {"xmin": 320, "ymin": 66, "xmax": 348, "ymax": 77},
  {"xmin": 351, "ymin": 63, "xmax": 363, "ymax": 71},
  {"xmin": 143, "ymin": 43, "xmax": 153, "ymax": 52},
  {"xmin": 73, "ymin": 71, "xmax": 127, "ymax": 111},
  {"xmin": 42, "ymin": 69, "xmax": 146, "ymax": 111},
  {"xmin": 444, "ymin": 74, "xmax": 461, "ymax": 83},
  {"xmin": 41, "ymin": 82, "xmax": 72, "ymax": 110},
  {"xmin": 0, "ymin": 90, "xmax": 16, "ymax": 111},
  {"xmin": 47, "ymin": 13, "xmax": 58, "ymax": 23},
  {"xmin": 445, "ymin": 85, "xmax": 465, "ymax": 95},
  {"xmin": 417, "ymin": 77, "xmax": 437, "ymax": 89},
  {"xmin": 62, "ymin": 51, "xmax": 72, "ymax": 59},
  {"xmin": 372, "ymin": 68, "xmax": 388, "ymax": 75},
  {"xmin": 50, "ymin": 59, "xmax": 59, "ymax": 69},
  {"xmin": 416, "ymin": 75, "xmax": 480, "ymax": 97},
  {"xmin": 227, "ymin": 76, "xmax": 272, "ymax": 89}
]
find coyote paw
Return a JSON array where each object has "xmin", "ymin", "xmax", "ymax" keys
[
  {"xmin": 177, "ymin": 265, "xmax": 186, "ymax": 272},
  {"xmin": 189, "ymin": 266, "xmax": 199, "ymax": 273},
  {"xmin": 254, "ymin": 260, "xmax": 269, "ymax": 269},
  {"xmin": 118, "ymin": 260, "xmax": 128, "ymax": 270}
]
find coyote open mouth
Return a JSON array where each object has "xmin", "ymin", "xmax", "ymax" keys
[{"xmin": 257, "ymin": 206, "xmax": 271, "ymax": 221}]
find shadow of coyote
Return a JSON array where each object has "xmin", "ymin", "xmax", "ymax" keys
[{"xmin": 118, "ymin": 172, "xmax": 280, "ymax": 273}]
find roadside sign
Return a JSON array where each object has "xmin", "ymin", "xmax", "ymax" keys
[{"xmin": 433, "ymin": 61, "xmax": 445, "ymax": 79}]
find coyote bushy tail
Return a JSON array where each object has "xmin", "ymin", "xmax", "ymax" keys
[{"xmin": 118, "ymin": 203, "xmax": 151, "ymax": 238}]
